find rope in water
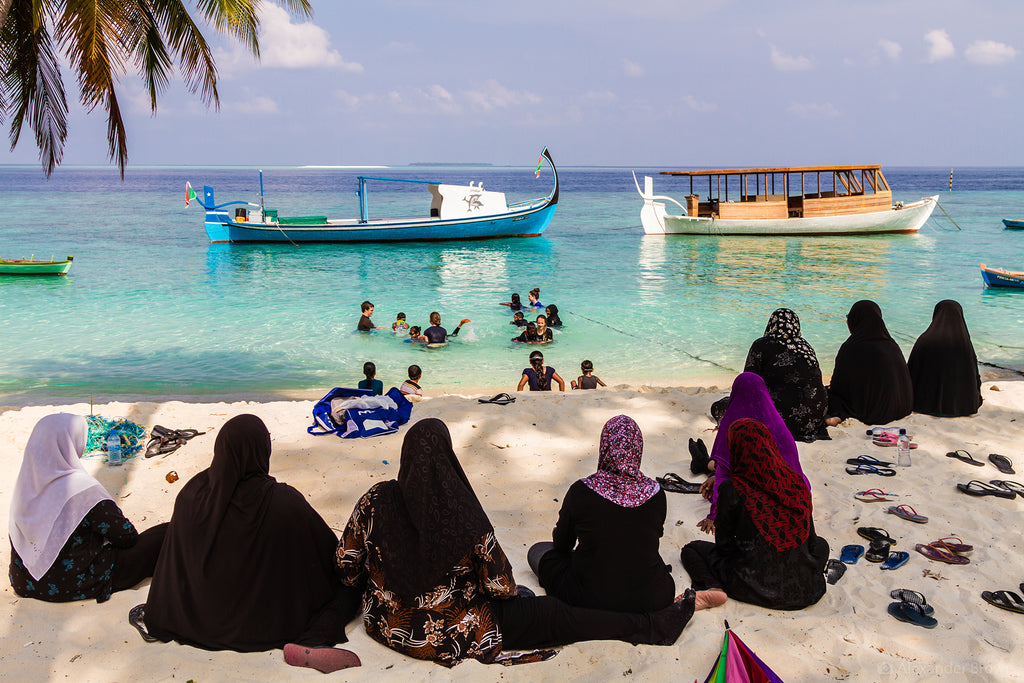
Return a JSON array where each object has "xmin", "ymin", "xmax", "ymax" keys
[{"xmin": 564, "ymin": 310, "xmax": 737, "ymax": 373}]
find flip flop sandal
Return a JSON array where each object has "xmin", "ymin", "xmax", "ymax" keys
[
  {"xmin": 858, "ymin": 526, "xmax": 897, "ymax": 545},
  {"xmin": 478, "ymin": 393, "xmax": 516, "ymax": 405},
  {"xmin": 865, "ymin": 539, "xmax": 892, "ymax": 563},
  {"xmin": 886, "ymin": 504, "xmax": 928, "ymax": 524},
  {"xmin": 873, "ymin": 434, "xmax": 919, "ymax": 448},
  {"xmin": 880, "ymin": 551, "xmax": 910, "ymax": 570},
  {"xmin": 655, "ymin": 473, "xmax": 702, "ymax": 494},
  {"xmin": 946, "ymin": 450, "xmax": 985, "ymax": 466},
  {"xmin": 825, "ymin": 558, "xmax": 847, "ymax": 584},
  {"xmin": 888, "ymin": 600, "xmax": 938, "ymax": 628},
  {"xmin": 915, "ymin": 542, "xmax": 971, "ymax": 564},
  {"xmin": 981, "ymin": 590, "xmax": 1024, "ymax": 615},
  {"xmin": 144, "ymin": 436, "xmax": 186, "ymax": 458},
  {"xmin": 989, "ymin": 453, "xmax": 1016, "ymax": 475},
  {"xmin": 840, "ymin": 544, "xmax": 865, "ymax": 564},
  {"xmin": 990, "ymin": 480, "xmax": 1024, "ymax": 497},
  {"xmin": 846, "ymin": 464, "xmax": 897, "ymax": 477},
  {"xmin": 890, "ymin": 589, "xmax": 934, "ymax": 616},
  {"xmin": 957, "ymin": 480, "xmax": 1016, "ymax": 499},
  {"xmin": 846, "ymin": 455, "xmax": 895, "ymax": 467},
  {"xmin": 128, "ymin": 604, "xmax": 158, "ymax": 643},
  {"xmin": 855, "ymin": 488, "xmax": 898, "ymax": 502},
  {"xmin": 933, "ymin": 537, "xmax": 973, "ymax": 554}
]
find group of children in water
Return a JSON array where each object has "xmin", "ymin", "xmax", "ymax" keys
[{"xmin": 354, "ymin": 288, "xmax": 607, "ymax": 397}]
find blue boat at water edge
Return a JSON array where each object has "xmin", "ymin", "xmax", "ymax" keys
[
  {"xmin": 192, "ymin": 148, "xmax": 559, "ymax": 244},
  {"xmin": 1002, "ymin": 218, "xmax": 1024, "ymax": 229},
  {"xmin": 980, "ymin": 263, "xmax": 1024, "ymax": 288}
]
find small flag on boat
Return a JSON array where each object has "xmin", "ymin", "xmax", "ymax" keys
[
  {"xmin": 185, "ymin": 181, "xmax": 197, "ymax": 207},
  {"xmin": 535, "ymin": 154, "xmax": 543, "ymax": 178}
]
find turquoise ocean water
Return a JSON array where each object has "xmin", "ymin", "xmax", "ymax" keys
[{"xmin": 1, "ymin": 164, "xmax": 1022, "ymax": 407}]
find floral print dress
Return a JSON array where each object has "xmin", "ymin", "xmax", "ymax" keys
[
  {"xmin": 337, "ymin": 482, "xmax": 517, "ymax": 666},
  {"xmin": 9, "ymin": 500, "xmax": 138, "ymax": 603}
]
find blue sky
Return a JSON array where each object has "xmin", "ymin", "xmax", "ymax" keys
[{"xmin": 5, "ymin": 0, "xmax": 1022, "ymax": 169}]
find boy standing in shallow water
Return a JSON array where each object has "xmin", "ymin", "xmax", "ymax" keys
[
  {"xmin": 572, "ymin": 360, "xmax": 606, "ymax": 390},
  {"xmin": 392, "ymin": 312, "xmax": 409, "ymax": 332},
  {"xmin": 357, "ymin": 301, "xmax": 377, "ymax": 331}
]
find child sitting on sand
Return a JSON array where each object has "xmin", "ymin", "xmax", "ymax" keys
[
  {"xmin": 400, "ymin": 365, "xmax": 423, "ymax": 399},
  {"xmin": 357, "ymin": 361, "xmax": 384, "ymax": 395},
  {"xmin": 572, "ymin": 360, "xmax": 606, "ymax": 390},
  {"xmin": 392, "ymin": 312, "xmax": 409, "ymax": 332}
]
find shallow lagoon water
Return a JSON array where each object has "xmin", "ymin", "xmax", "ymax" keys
[{"xmin": 1, "ymin": 165, "xmax": 1022, "ymax": 406}]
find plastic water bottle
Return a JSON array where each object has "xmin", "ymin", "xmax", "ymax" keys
[
  {"xmin": 896, "ymin": 428, "xmax": 911, "ymax": 467},
  {"xmin": 107, "ymin": 429, "xmax": 123, "ymax": 466}
]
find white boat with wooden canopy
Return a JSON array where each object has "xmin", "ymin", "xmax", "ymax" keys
[{"xmin": 634, "ymin": 165, "xmax": 937, "ymax": 236}]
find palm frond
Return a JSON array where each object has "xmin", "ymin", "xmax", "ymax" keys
[
  {"xmin": 2, "ymin": 1, "xmax": 69, "ymax": 176},
  {"xmin": 133, "ymin": 2, "xmax": 172, "ymax": 111},
  {"xmin": 150, "ymin": 0, "xmax": 219, "ymax": 108}
]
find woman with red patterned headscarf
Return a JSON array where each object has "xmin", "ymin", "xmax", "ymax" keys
[{"xmin": 680, "ymin": 418, "xmax": 829, "ymax": 610}]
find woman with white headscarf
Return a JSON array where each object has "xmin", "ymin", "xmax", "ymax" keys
[{"xmin": 8, "ymin": 413, "xmax": 166, "ymax": 602}]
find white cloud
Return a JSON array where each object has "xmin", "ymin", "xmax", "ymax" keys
[
  {"xmin": 787, "ymin": 102, "xmax": 839, "ymax": 119},
  {"xmin": 878, "ymin": 40, "xmax": 902, "ymax": 62},
  {"xmin": 462, "ymin": 79, "xmax": 540, "ymax": 111},
  {"xmin": 925, "ymin": 29, "xmax": 954, "ymax": 63},
  {"xmin": 770, "ymin": 46, "xmax": 811, "ymax": 71},
  {"xmin": 965, "ymin": 40, "xmax": 1016, "ymax": 65},
  {"xmin": 682, "ymin": 95, "xmax": 716, "ymax": 112},
  {"xmin": 584, "ymin": 90, "xmax": 617, "ymax": 103},
  {"xmin": 226, "ymin": 95, "xmax": 279, "ymax": 114},
  {"xmin": 215, "ymin": 4, "xmax": 362, "ymax": 73},
  {"xmin": 623, "ymin": 60, "xmax": 645, "ymax": 77}
]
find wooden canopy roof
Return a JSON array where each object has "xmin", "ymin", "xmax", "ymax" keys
[{"xmin": 660, "ymin": 165, "xmax": 883, "ymax": 177}]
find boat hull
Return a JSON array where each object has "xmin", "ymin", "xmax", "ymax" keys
[
  {"xmin": 1002, "ymin": 219, "xmax": 1024, "ymax": 229},
  {"xmin": 980, "ymin": 264, "xmax": 1024, "ymax": 288},
  {"xmin": 0, "ymin": 257, "xmax": 73, "ymax": 276},
  {"xmin": 645, "ymin": 196, "xmax": 938, "ymax": 236},
  {"xmin": 205, "ymin": 202, "xmax": 557, "ymax": 243}
]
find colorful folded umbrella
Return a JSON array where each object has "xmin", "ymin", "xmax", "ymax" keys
[{"xmin": 702, "ymin": 621, "xmax": 784, "ymax": 683}]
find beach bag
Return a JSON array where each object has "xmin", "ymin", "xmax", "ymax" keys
[{"xmin": 308, "ymin": 387, "xmax": 412, "ymax": 438}]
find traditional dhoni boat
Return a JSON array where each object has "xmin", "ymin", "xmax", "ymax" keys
[
  {"xmin": 980, "ymin": 263, "xmax": 1024, "ymax": 289},
  {"xmin": 0, "ymin": 255, "xmax": 73, "ymax": 276},
  {"xmin": 1001, "ymin": 219, "xmax": 1024, "ymax": 229},
  {"xmin": 634, "ymin": 165, "xmax": 937, "ymax": 236},
  {"xmin": 193, "ymin": 148, "xmax": 558, "ymax": 244}
]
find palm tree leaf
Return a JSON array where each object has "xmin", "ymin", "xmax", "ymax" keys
[
  {"xmin": 150, "ymin": 0, "xmax": 220, "ymax": 108},
  {"xmin": 132, "ymin": 2, "xmax": 172, "ymax": 111},
  {"xmin": 1, "ymin": 0, "xmax": 69, "ymax": 176}
]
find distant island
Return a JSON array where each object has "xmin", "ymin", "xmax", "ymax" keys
[{"xmin": 409, "ymin": 162, "xmax": 495, "ymax": 167}]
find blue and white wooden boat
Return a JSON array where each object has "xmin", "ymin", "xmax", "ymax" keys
[
  {"xmin": 1001, "ymin": 218, "xmax": 1024, "ymax": 229},
  {"xmin": 980, "ymin": 263, "xmax": 1024, "ymax": 289},
  {"xmin": 193, "ymin": 148, "xmax": 558, "ymax": 244}
]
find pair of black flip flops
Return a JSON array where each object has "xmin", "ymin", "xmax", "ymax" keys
[
  {"xmin": 478, "ymin": 393, "xmax": 516, "ymax": 405},
  {"xmin": 145, "ymin": 425, "xmax": 204, "ymax": 458},
  {"xmin": 888, "ymin": 588, "xmax": 937, "ymax": 628},
  {"xmin": 946, "ymin": 450, "xmax": 1015, "ymax": 474},
  {"xmin": 656, "ymin": 473, "xmax": 702, "ymax": 494}
]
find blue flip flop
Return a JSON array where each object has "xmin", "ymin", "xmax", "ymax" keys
[
  {"xmin": 846, "ymin": 463, "xmax": 897, "ymax": 477},
  {"xmin": 888, "ymin": 600, "xmax": 938, "ymax": 628},
  {"xmin": 840, "ymin": 544, "xmax": 865, "ymax": 564},
  {"xmin": 881, "ymin": 551, "xmax": 910, "ymax": 570},
  {"xmin": 846, "ymin": 455, "xmax": 895, "ymax": 467}
]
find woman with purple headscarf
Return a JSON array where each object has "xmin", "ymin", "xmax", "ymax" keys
[
  {"xmin": 697, "ymin": 373, "xmax": 809, "ymax": 535},
  {"xmin": 528, "ymin": 415, "xmax": 677, "ymax": 613}
]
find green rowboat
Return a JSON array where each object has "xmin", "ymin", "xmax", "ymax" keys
[{"xmin": 0, "ymin": 255, "xmax": 74, "ymax": 276}]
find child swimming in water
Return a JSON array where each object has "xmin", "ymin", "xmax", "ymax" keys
[
  {"xmin": 545, "ymin": 304, "xmax": 562, "ymax": 327},
  {"xmin": 527, "ymin": 288, "xmax": 544, "ymax": 309},
  {"xmin": 392, "ymin": 312, "xmax": 409, "ymax": 332},
  {"xmin": 406, "ymin": 326, "xmax": 427, "ymax": 343},
  {"xmin": 512, "ymin": 321, "xmax": 539, "ymax": 343},
  {"xmin": 571, "ymin": 359, "xmax": 606, "ymax": 390},
  {"xmin": 510, "ymin": 311, "xmax": 528, "ymax": 327}
]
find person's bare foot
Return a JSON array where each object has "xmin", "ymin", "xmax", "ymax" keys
[
  {"xmin": 825, "ymin": 416, "xmax": 841, "ymax": 427},
  {"xmin": 693, "ymin": 589, "xmax": 728, "ymax": 611}
]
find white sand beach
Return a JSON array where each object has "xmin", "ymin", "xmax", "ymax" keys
[{"xmin": 2, "ymin": 379, "xmax": 1023, "ymax": 682}]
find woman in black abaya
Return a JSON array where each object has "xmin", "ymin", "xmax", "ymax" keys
[
  {"xmin": 826, "ymin": 300, "xmax": 913, "ymax": 426},
  {"xmin": 137, "ymin": 414, "xmax": 361, "ymax": 672},
  {"xmin": 907, "ymin": 300, "xmax": 983, "ymax": 417}
]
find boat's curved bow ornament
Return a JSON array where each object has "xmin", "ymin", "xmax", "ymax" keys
[
  {"xmin": 192, "ymin": 147, "xmax": 558, "ymax": 244},
  {"xmin": 633, "ymin": 172, "xmax": 688, "ymax": 235}
]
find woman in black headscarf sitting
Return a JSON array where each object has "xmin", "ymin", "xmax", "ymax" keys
[
  {"xmin": 136, "ymin": 414, "xmax": 361, "ymax": 673},
  {"xmin": 907, "ymin": 299, "xmax": 983, "ymax": 417},
  {"xmin": 825, "ymin": 300, "xmax": 913, "ymax": 426},
  {"xmin": 336, "ymin": 418, "xmax": 720, "ymax": 668},
  {"xmin": 744, "ymin": 308, "xmax": 829, "ymax": 441}
]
